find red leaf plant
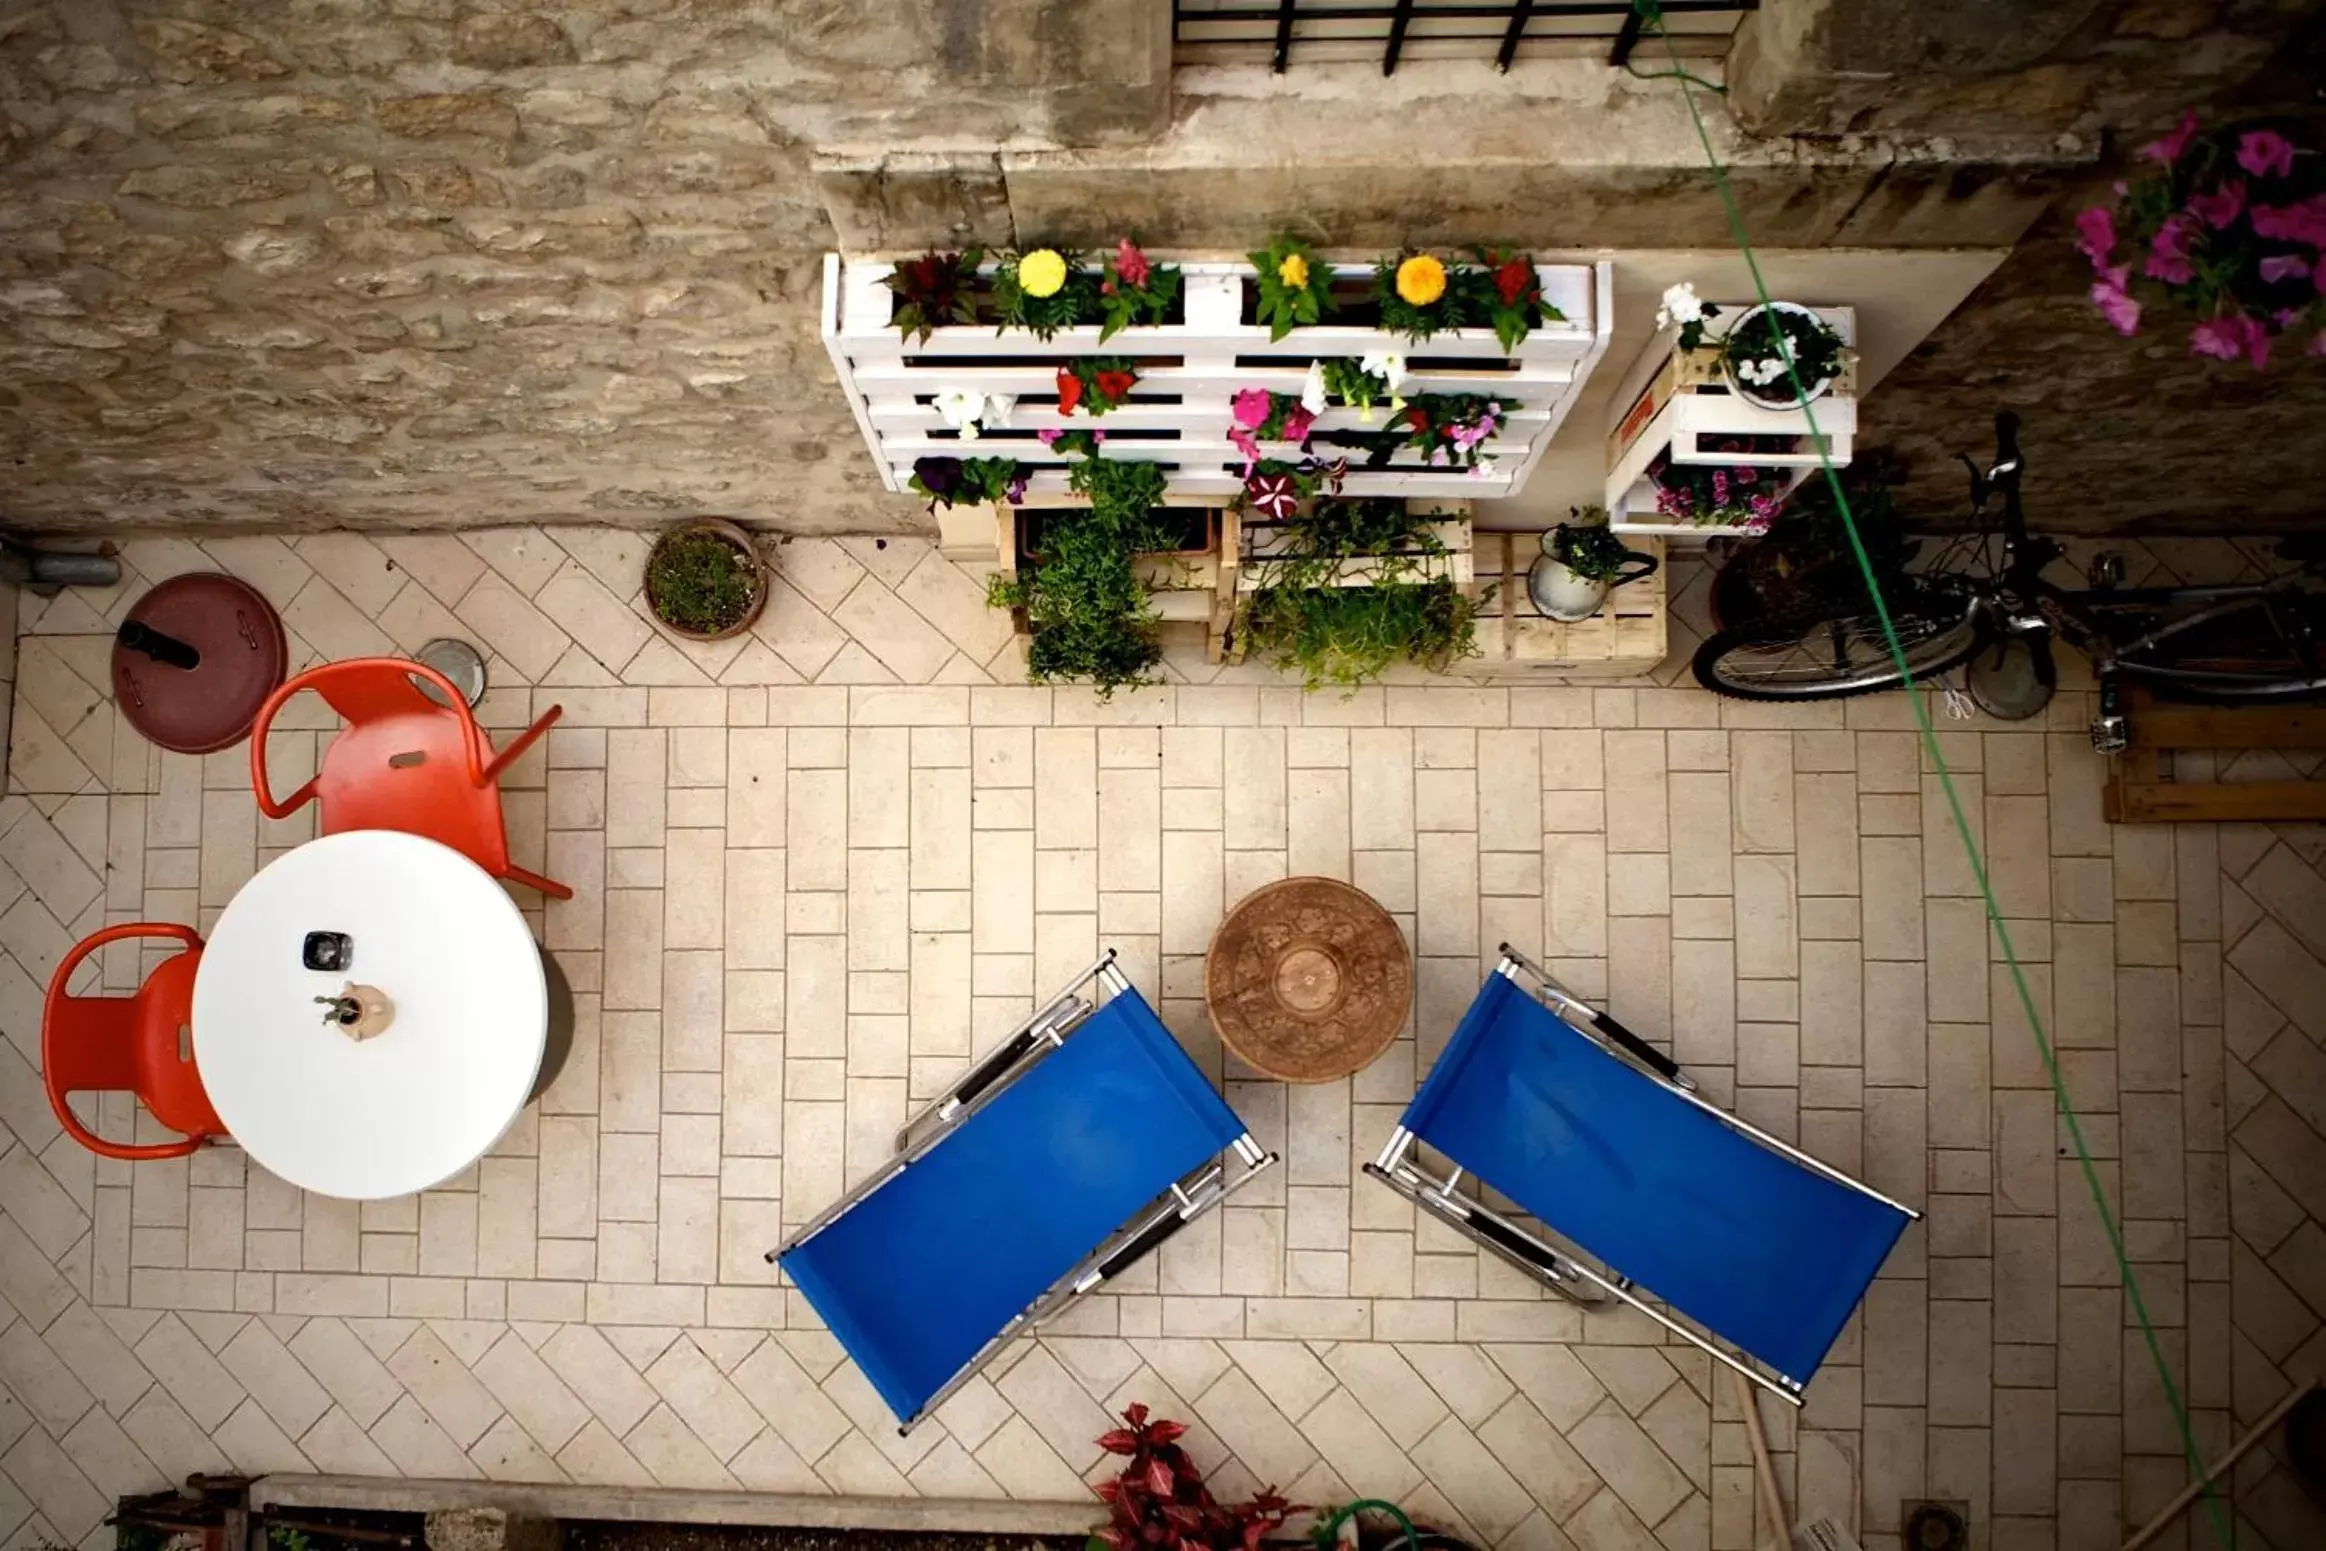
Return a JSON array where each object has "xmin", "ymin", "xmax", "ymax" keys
[{"xmin": 1091, "ymin": 1403, "xmax": 1297, "ymax": 1551}]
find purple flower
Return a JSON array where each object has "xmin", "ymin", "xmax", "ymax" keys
[
  {"xmin": 1037, "ymin": 427, "xmax": 1062, "ymax": 447},
  {"xmin": 1093, "ymin": 429, "xmax": 1107, "ymax": 442},
  {"xmin": 2139, "ymin": 109, "xmax": 2199, "ymax": 166},
  {"xmin": 2186, "ymin": 179, "xmax": 2245, "ymax": 230},
  {"xmin": 1711, "ymin": 471, "xmax": 1729, "ymax": 505},
  {"xmin": 2238, "ymin": 130, "xmax": 2296, "ymax": 180},
  {"xmin": 2089, "ymin": 267, "xmax": 2142, "ymax": 337},
  {"xmin": 1429, "ymin": 448, "xmax": 1449, "ymax": 467},
  {"xmin": 2145, "ymin": 216, "xmax": 2197, "ymax": 285},
  {"xmin": 2260, "ymin": 254, "xmax": 2313, "ymax": 285},
  {"xmin": 1736, "ymin": 465, "xmax": 1759, "ymax": 485},
  {"xmin": 1004, "ymin": 474, "xmax": 1028, "ymax": 504},
  {"xmin": 2074, "ymin": 205, "xmax": 2117, "ymax": 269}
]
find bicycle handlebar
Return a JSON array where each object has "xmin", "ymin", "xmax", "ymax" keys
[{"xmin": 1994, "ymin": 411, "xmax": 2021, "ymax": 473}]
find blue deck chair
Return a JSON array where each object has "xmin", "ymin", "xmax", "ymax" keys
[
  {"xmin": 1367, "ymin": 946, "xmax": 1916, "ymax": 1404},
  {"xmin": 774, "ymin": 950, "xmax": 1275, "ymax": 1431}
]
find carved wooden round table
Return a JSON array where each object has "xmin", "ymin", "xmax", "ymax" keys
[{"xmin": 1204, "ymin": 876, "xmax": 1413, "ymax": 1082}]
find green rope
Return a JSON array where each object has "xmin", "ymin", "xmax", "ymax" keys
[
  {"xmin": 1626, "ymin": 4, "xmax": 2232, "ymax": 1547},
  {"xmin": 1317, "ymin": 1499, "xmax": 1420, "ymax": 1551}
]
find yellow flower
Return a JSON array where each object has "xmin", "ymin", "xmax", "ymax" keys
[
  {"xmin": 1017, "ymin": 248, "xmax": 1067, "ymax": 299},
  {"xmin": 1395, "ymin": 254, "xmax": 1447, "ymax": 307},
  {"xmin": 1277, "ymin": 252, "xmax": 1310, "ymax": 289}
]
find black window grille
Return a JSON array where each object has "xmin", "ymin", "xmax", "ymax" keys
[{"xmin": 1173, "ymin": 0, "xmax": 1757, "ymax": 75}]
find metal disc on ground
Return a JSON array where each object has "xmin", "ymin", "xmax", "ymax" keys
[
  {"xmin": 111, "ymin": 573, "xmax": 288, "ymax": 754},
  {"xmin": 1965, "ymin": 634, "xmax": 2055, "ymax": 721},
  {"xmin": 414, "ymin": 637, "xmax": 488, "ymax": 707}
]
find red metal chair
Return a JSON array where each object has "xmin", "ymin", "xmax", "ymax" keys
[
  {"xmin": 249, "ymin": 657, "xmax": 571, "ymax": 898},
  {"xmin": 44, "ymin": 923, "xmax": 225, "ymax": 1160}
]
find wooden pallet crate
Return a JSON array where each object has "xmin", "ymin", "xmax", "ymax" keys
[
  {"xmin": 988, "ymin": 496, "xmax": 1228, "ymax": 654},
  {"xmin": 2103, "ymin": 686, "xmax": 2326, "ymax": 822},
  {"xmin": 1468, "ymin": 531, "xmax": 1667, "ymax": 676},
  {"xmin": 1603, "ymin": 304, "xmax": 1858, "ymax": 537},
  {"xmin": 822, "ymin": 255, "xmax": 1614, "ymax": 502},
  {"xmin": 1216, "ymin": 502, "xmax": 1474, "ymax": 664}
]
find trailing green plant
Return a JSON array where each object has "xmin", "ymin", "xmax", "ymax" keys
[
  {"xmin": 1097, "ymin": 238, "xmax": 1181, "ymax": 342},
  {"xmin": 1237, "ymin": 497, "xmax": 1483, "ymax": 690},
  {"xmin": 909, "ymin": 455, "xmax": 1027, "ymax": 512},
  {"xmin": 985, "ymin": 451, "xmax": 1174, "ymax": 696},
  {"xmin": 646, "ymin": 527, "xmax": 759, "ymax": 634},
  {"xmin": 1546, "ymin": 506, "xmax": 1636, "ymax": 583},
  {"xmin": 990, "ymin": 246, "xmax": 1099, "ymax": 340},
  {"xmin": 883, "ymin": 248, "xmax": 984, "ymax": 343},
  {"xmin": 1249, "ymin": 234, "xmax": 1334, "ymax": 340}
]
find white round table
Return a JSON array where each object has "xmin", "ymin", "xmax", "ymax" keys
[{"xmin": 193, "ymin": 830, "xmax": 547, "ymax": 1200}]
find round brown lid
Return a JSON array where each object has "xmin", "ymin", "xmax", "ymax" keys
[
  {"xmin": 112, "ymin": 573, "xmax": 288, "ymax": 755},
  {"xmin": 1204, "ymin": 875, "xmax": 1413, "ymax": 1082}
]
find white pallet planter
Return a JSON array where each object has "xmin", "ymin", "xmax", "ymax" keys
[
  {"xmin": 1603, "ymin": 303, "xmax": 1858, "ymax": 537},
  {"xmin": 821, "ymin": 255, "xmax": 1614, "ymax": 502}
]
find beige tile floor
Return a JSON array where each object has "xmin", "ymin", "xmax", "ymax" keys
[{"xmin": 0, "ymin": 529, "xmax": 2322, "ymax": 1551}]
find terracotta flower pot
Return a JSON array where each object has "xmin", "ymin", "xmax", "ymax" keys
[{"xmin": 643, "ymin": 517, "xmax": 769, "ymax": 641}]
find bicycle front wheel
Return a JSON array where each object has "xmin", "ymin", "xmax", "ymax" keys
[{"xmin": 1693, "ymin": 592, "xmax": 1989, "ymax": 701}]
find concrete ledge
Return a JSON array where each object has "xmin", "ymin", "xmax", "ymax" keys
[{"xmin": 250, "ymin": 1476, "xmax": 1098, "ymax": 1535}]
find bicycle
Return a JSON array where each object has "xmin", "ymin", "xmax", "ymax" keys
[{"xmin": 1689, "ymin": 411, "xmax": 2326, "ymax": 752}]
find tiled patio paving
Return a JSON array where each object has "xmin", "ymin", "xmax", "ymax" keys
[{"xmin": 1, "ymin": 528, "xmax": 2324, "ymax": 1551}]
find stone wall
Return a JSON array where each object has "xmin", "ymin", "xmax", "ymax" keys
[{"xmin": 0, "ymin": 0, "xmax": 2313, "ymax": 541}]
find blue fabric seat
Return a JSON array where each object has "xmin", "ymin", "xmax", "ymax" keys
[
  {"xmin": 1398, "ymin": 971, "xmax": 1910, "ymax": 1389},
  {"xmin": 781, "ymin": 982, "xmax": 1253, "ymax": 1426}
]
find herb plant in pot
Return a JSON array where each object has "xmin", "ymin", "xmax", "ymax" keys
[
  {"xmin": 644, "ymin": 518, "xmax": 767, "ymax": 641},
  {"xmin": 1722, "ymin": 302, "xmax": 1845, "ymax": 409},
  {"xmin": 1529, "ymin": 507, "xmax": 1659, "ymax": 622}
]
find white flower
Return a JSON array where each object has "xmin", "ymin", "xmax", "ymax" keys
[
  {"xmin": 958, "ymin": 420, "xmax": 981, "ymax": 441},
  {"xmin": 1360, "ymin": 348, "xmax": 1408, "ymax": 392},
  {"xmin": 932, "ymin": 388, "xmax": 983, "ymax": 429},
  {"xmin": 1300, "ymin": 360, "xmax": 1328, "ymax": 416},
  {"xmin": 1657, "ymin": 283, "xmax": 1704, "ymax": 329},
  {"xmin": 1469, "ymin": 457, "xmax": 1500, "ymax": 481},
  {"xmin": 983, "ymin": 393, "xmax": 1015, "ymax": 428}
]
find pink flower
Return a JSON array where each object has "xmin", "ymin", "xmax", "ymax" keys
[
  {"xmin": 2139, "ymin": 109, "xmax": 2199, "ymax": 165},
  {"xmin": 1231, "ymin": 388, "xmax": 1272, "ymax": 430},
  {"xmin": 2090, "ymin": 266, "xmax": 2141, "ymax": 336},
  {"xmin": 2238, "ymin": 130, "xmax": 2296, "ymax": 180},
  {"xmin": 1114, "ymin": 238, "xmax": 1151, "ymax": 290},
  {"xmin": 2260, "ymin": 254, "xmax": 2312, "ymax": 285},
  {"xmin": 1038, "ymin": 428, "xmax": 1062, "ymax": 446},
  {"xmin": 2186, "ymin": 179, "xmax": 2245, "ymax": 230},
  {"xmin": 2190, "ymin": 314, "xmax": 2269, "ymax": 368},
  {"xmin": 1228, "ymin": 427, "xmax": 1259, "ymax": 476},
  {"xmin": 2074, "ymin": 205, "xmax": 2118, "ymax": 269},
  {"xmin": 1281, "ymin": 405, "xmax": 1315, "ymax": 444},
  {"xmin": 2145, "ymin": 216, "xmax": 2196, "ymax": 285},
  {"xmin": 2251, "ymin": 196, "xmax": 2326, "ymax": 246},
  {"xmin": 1092, "ymin": 429, "xmax": 1107, "ymax": 442}
]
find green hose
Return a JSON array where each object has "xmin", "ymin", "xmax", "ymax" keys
[{"xmin": 1317, "ymin": 1499, "xmax": 1421, "ymax": 1551}]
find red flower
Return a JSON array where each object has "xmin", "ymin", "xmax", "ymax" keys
[
  {"xmin": 1115, "ymin": 238, "xmax": 1151, "ymax": 290},
  {"xmin": 1056, "ymin": 366, "xmax": 1084, "ymax": 416},
  {"xmin": 1094, "ymin": 369, "xmax": 1138, "ymax": 402},
  {"xmin": 1405, "ymin": 405, "xmax": 1429, "ymax": 431},
  {"xmin": 1494, "ymin": 258, "xmax": 1534, "ymax": 307}
]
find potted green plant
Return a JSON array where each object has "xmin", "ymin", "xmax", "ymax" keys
[
  {"xmin": 1722, "ymin": 302, "xmax": 1846, "ymax": 408},
  {"xmin": 1529, "ymin": 506, "xmax": 1659, "ymax": 622},
  {"xmin": 643, "ymin": 518, "xmax": 767, "ymax": 640},
  {"xmin": 1706, "ymin": 451, "xmax": 1912, "ymax": 631}
]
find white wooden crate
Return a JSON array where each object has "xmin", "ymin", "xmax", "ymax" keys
[
  {"xmin": 1603, "ymin": 304, "xmax": 1857, "ymax": 537},
  {"xmin": 822, "ymin": 255, "xmax": 1614, "ymax": 502}
]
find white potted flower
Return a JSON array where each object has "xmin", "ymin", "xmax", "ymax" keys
[{"xmin": 1720, "ymin": 302, "xmax": 1845, "ymax": 410}]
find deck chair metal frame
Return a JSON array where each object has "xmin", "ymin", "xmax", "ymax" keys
[
  {"xmin": 774, "ymin": 949, "xmax": 1275, "ymax": 1431},
  {"xmin": 1366, "ymin": 944, "xmax": 1917, "ymax": 1405}
]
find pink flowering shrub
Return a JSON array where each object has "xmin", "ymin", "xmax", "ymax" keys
[
  {"xmin": 1648, "ymin": 437, "xmax": 1794, "ymax": 533},
  {"xmin": 2079, "ymin": 112, "xmax": 2325, "ymax": 368}
]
